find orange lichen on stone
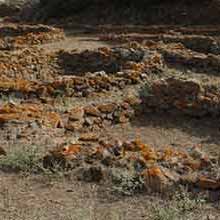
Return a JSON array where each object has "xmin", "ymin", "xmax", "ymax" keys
[
  {"xmin": 0, "ymin": 103, "xmax": 63, "ymax": 128},
  {"xmin": 62, "ymin": 144, "xmax": 81, "ymax": 156},
  {"xmin": 133, "ymin": 139, "xmax": 147, "ymax": 150},
  {"xmin": 147, "ymin": 166, "xmax": 163, "ymax": 177},
  {"xmin": 49, "ymin": 144, "xmax": 81, "ymax": 161},
  {"xmin": 45, "ymin": 112, "xmax": 63, "ymax": 128},
  {"xmin": 0, "ymin": 103, "xmax": 42, "ymax": 122},
  {"xmin": 141, "ymin": 147, "xmax": 158, "ymax": 162},
  {"xmin": 141, "ymin": 166, "xmax": 172, "ymax": 193},
  {"xmin": 0, "ymin": 77, "xmax": 36, "ymax": 93},
  {"xmin": 79, "ymin": 133, "xmax": 99, "ymax": 142},
  {"xmin": 161, "ymin": 147, "xmax": 187, "ymax": 161}
]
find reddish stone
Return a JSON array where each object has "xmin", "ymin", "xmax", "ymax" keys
[
  {"xmin": 79, "ymin": 133, "xmax": 99, "ymax": 142},
  {"xmin": 97, "ymin": 103, "xmax": 117, "ymax": 113},
  {"xmin": 84, "ymin": 105, "xmax": 101, "ymax": 117}
]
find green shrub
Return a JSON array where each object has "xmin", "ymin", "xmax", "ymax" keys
[{"xmin": 0, "ymin": 147, "xmax": 40, "ymax": 173}]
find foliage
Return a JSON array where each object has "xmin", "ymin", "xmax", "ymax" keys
[{"xmin": 0, "ymin": 147, "xmax": 41, "ymax": 173}]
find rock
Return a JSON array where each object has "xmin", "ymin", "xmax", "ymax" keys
[
  {"xmin": 144, "ymin": 77, "xmax": 220, "ymax": 116},
  {"xmin": 112, "ymin": 47, "xmax": 145, "ymax": 62},
  {"xmin": 183, "ymin": 158, "xmax": 203, "ymax": 171},
  {"xmin": 103, "ymin": 119, "xmax": 112, "ymax": 127},
  {"xmin": 97, "ymin": 103, "xmax": 117, "ymax": 113},
  {"xmin": 180, "ymin": 173, "xmax": 220, "ymax": 190},
  {"xmin": 189, "ymin": 146, "xmax": 210, "ymax": 162},
  {"xmin": 0, "ymin": 147, "xmax": 6, "ymax": 156},
  {"xmin": 83, "ymin": 117, "xmax": 94, "ymax": 127},
  {"xmin": 68, "ymin": 107, "xmax": 84, "ymax": 121},
  {"xmin": 124, "ymin": 96, "xmax": 141, "ymax": 106},
  {"xmin": 79, "ymin": 133, "xmax": 99, "ymax": 142},
  {"xmin": 141, "ymin": 166, "xmax": 180, "ymax": 193},
  {"xmin": 196, "ymin": 176, "xmax": 220, "ymax": 190},
  {"xmin": 84, "ymin": 105, "xmax": 101, "ymax": 117},
  {"xmin": 206, "ymin": 214, "xmax": 217, "ymax": 220},
  {"xmin": 46, "ymin": 112, "xmax": 64, "ymax": 128},
  {"xmin": 43, "ymin": 144, "xmax": 81, "ymax": 169},
  {"xmin": 180, "ymin": 173, "xmax": 198, "ymax": 186},
  {"xmin": 105, "ymin": 112, "xmax": 113, "ymax": 120},
  {"xmin": 65, "ymin": 120, "xmax": 83, "ymax": 131},
  {"xmin": 152, "ymin": 77, "xmax": 202, "ymax": 100},
  {"xmin": 78, "ymin": 166, "xmax": 104, "ymax": 182},
  {"xmin": 117, "ymin": 113, "xmax": 129, "ymax": 123}
]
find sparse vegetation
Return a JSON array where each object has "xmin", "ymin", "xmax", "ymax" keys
[
  {"xmin": 151, "ymin": 189, "xmax": 206, "ymax": 220},
  {"xmin": 0, "ymin": 147, "xmax": 40, "ymax": 173},
  {"xmin": 111, "ymin": 168, "xmax": 145, "ymax": 196},
  {"xmin": 0, "ymin": 1, "xmax": 220, "ymax": 219}
]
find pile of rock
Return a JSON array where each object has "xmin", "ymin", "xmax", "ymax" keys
[
  {"xmin": 57, "ymin": 46, "xmax": 163, "ymax": 75},
  {"xmin": 0, "ymin": 72, "xmax": 146, "ymax": 98},
  {"xmin": 161, "ymin": 44, "xmax": 220, "ymax": 73},
  {"xmin": 100, "ymin": 33, "xmax": 220, "ymax": 55},
  {"xmin": 144, "ymin": 77, "xmax": 220, "ymax": 117},
  {"xmin": 0, "ymin": 102, "xmax": 63, "ymax": 128},
  {"xmin": 0, "ymin": 23, "xmax": 64, "ymax": 50},
  {"xmin": 65, "ymin": 100, "xmax": 137, "ymax": 131},
  {"xmin": 0, "ymin": 98, "xmax": 139, "ymax": 130},
  {"xmin": 43, "ymin": 138, "xmax": 220, "ymax": 192},
  {"xmin": 0, "ymin": 48, "xmax": 57, "ymax": 81},
  {"xmin": 0, "ymin": 49, "xmax": 163, "ymax": 98}
]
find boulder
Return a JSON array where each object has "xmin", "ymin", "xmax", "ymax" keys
[{"xmin": 141, "ymin": 166, "xmax": 180, "ymax": 193}]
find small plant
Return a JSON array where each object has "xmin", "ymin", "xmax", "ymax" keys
[
  {"xmin": 151, "ymin": 188, "xmax": 206, "ymax": 220},
  {"xmin": 111, "ymin": 168, "xmax": 145, "ymax": 196},
  {"xmin": 0, "ymin": 147, "xmax": 40, "ymax": 173},
  {"xmin": 152, "ymin": 205, "xmax": 179, "ymax": 220},
  {"xmin": 139, "ymin": 83, "xmax": 152, "ymax": 99},
  {"xmin": 174, "ymin": 190, "xmax": 198, "ymax": 213}
]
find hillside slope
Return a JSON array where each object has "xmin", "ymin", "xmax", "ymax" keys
[{"xmin": 27, "ymin": 0, "xmax": 220, "ymax": 25}]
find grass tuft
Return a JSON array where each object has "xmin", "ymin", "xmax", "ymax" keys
[{"xmin": 0, "ymin": 147, "xmax": 41, "ymax": 173}]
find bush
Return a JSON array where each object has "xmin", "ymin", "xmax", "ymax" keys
[{"xmin": 0, "ymin": 147, "xmax": 40, "ymax": 173}]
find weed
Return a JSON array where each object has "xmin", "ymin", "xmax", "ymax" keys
[
  {"xmin": 151, "ymin": 188, "xmax": 206, "ymax": 220},
  {"xmin": 0, "ymin": 147, "xmax": 41, "ymax": 173},
  {"xmin": 111, "ymin": 168, "xmax": 145, "ymax": 196},
  {"xmin": 139, "ymin": 82, "xmax": 152, "ymax": 99},
  {"xmin": 152, "ymin": 205, "xmax": 179, "ymax": 220}
]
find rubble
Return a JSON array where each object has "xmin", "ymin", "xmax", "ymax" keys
[
  {"xmin": 0, "ymin": 23, "xmax": 64, "ymax": 50},
  {"xmin": 43, "ymin": 143, "xmax": 81, "ymax": 169},
  {"xmin": 100, "ymin": 33, "xmax": 220, "ymax": 55},
  {"xmin": 65, "ymin": 101, "xmax": 136, "ymax": 131},
  {"xmin": 43, "ymin": 138, "xmax": 219, "ymax": 193},
  {"xmin": 141, "ymin": 166, "xmax": 180, "ymax": 193},
  {"xmin": 57, "ymin": 46, "xmax": 163, "ymax": 75},
  {"xmin": 161, "ymin": 46, "xmax": 220, "ymax": 73},
  {"xmin": 79, "ymin": 133, "xmax": 100, "ymax": 142},
  {"xmin": 144, "ymin": 77, "xmax": 220, "ymax": 117},
  {"xmin": 0, "ymin": 103, "xmax": 63, "ymax": 128},
  {"xmin": 1, "ymin": 20, "xmax": 220, "ymax": 199}
]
